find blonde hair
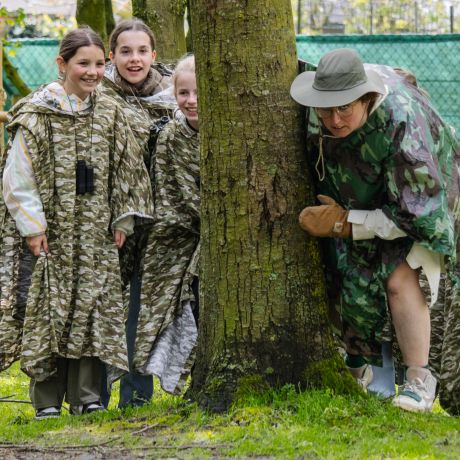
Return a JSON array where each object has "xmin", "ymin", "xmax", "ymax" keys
[{"xmin": 173, "ymin": 54, "xmax": 195, "ymax": 93}]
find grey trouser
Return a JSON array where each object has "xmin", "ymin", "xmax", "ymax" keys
[{"xmin": 29, "ymin": 357, "xmax": 102, "ymax": 409}]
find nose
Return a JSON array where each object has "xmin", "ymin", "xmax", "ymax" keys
[
  {"xmin": 87, "ymin": 64, "xmax": 98, "ymax": 75},
  {"xmin": 188, "ymin": 92, "xmax": 198, "ymax": 104},
  {"xmin": 130, "ymin": 51, "xmax": 141, "ymax": 61},
  {"xmin": 330, "ymin": 110, "xmax": 342, "ymax": 124}
]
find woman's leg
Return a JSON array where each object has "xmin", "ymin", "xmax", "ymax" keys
[
  {"xmin": 386, "ymin": 261, "xmax": 430, "ymax": 367},
  {"xmin": 386, "ymin": 261, "xmax": 437, "ymax": 412}
]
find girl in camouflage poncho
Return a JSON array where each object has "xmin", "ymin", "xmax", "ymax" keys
[
  {"xmin": 0, "ymin": 28, "xmax": 153, "ymax": 419},
  {"xmin": 132, "ymin": 55, "xmax": 200, "ymax": 395},
  {"xmin": 99, "ymin": 19, "xmax": 175, "ymax": 408},
  {"xmin": 290, "ymin": 48, "xmax": 460, "ymax": 414}
]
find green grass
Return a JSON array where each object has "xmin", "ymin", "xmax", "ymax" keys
[{"xmin": 0, "ymin": 362, "xmax": 459, "ymax": 459}]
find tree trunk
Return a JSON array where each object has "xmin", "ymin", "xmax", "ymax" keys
[
  {"xmin": 76, "ymin": 0, "xmax": 108, "ymax": 49},
  {"xmin": 105, "ymin": 0, "xmax": 116, "ymax": 38},
  {"xmin": 3, "ymin": 53, "xmax": 30, "ymax": 97},
  {"xmin": 189, "ymin": 0, "xmax": 349, "ymax": 411},
  {"xmin": 133, "ymin": 0, "xmax": 187, "ymax": 62}
]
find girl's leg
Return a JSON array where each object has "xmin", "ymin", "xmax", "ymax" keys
[
  {"xmin": 67, "ymin": 357, "xmax": 103, "ymax": 413},
  {"xmin": 119, "ymin": 263, "xmax": 153, "ymax": 408},
  {"xmin": 29, "ymin": 358, "xmax": 67, "ymax": 417}
]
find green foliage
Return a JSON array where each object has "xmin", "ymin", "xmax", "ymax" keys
[
  {"xmin": 0, "ymin": 7, "xmax": 26, "ymax": 34},
  {"xmin": 1, "ymin": 362, "xmax": 459, "ymax": 459}
]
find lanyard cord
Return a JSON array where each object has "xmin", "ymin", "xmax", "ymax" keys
[{"xmin": 65, "ymin": 93, "xmax": 95, "ymax": 162}]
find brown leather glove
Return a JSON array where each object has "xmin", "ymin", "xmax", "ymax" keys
[{"xmin": 299, "ymin": 195, "xmax": 351, "ymax": 238}]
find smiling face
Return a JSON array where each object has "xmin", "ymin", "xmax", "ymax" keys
[
  {"xmin": 57, "ymin": 45, "xmax": 105, "ymax": 100},
  {"xmin": 109, "ymin": 30, "xmax": 156, "ymax": 86},
  {"xmin": 317, "ymin": 99, "xmax": 369, "ymax": 138},
  {"xmin": 175, "ymin": 71, "xmax": 198, "ymax": 129}
]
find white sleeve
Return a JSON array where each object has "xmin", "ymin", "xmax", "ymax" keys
[
  {"xmin": 348, "ymin": 209, "xmax": 407, "ymax": 241},
  {"xmin": 2, "ymin": 128, "xmax": 47, "ymax": 237},
  {"xmin": 348, "ymin": 209, "xmax": 443, "ymax": 306}
]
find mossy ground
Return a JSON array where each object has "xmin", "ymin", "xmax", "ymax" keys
[{"xmin": 0, "ymin": 362, "xmax": 459, "ymax": 459}]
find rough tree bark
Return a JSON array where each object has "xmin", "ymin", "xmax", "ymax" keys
[
  {"xmin": 2, "ymin": 53, "xmax": 29, "ymax": 97},
  {"xmin": 133, "ymin": 0, "xmax": 187, "ymax": 62},
  {"xmin": 189, "ymin": 0, "xmax": 350, "ymax": 411},
  {"xmin": 105, "ymin": 0, "xmax": 116, "ymax": 37},
  {"xmin": 76, "ymin": 0, "xmax": 114, "ymax": 51}
]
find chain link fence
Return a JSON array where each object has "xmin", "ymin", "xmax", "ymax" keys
[
  {"xmin": 3, "ymin": 38, "xmax": 59, "ymax": 110},
  {"xmin": 2, "ymin": 34, "xmax": 460, "ymax": 132}
]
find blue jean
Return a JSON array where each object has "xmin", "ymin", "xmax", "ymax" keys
[
  {"xmin": 100, "ymin": 263, "xmax": 153, "ymax": 408},
  {"xmin": 119, "ymin": 264, "xmax": 153, "ymax": 408}
]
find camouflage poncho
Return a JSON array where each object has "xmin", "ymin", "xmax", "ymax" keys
[
  {"xmin": 101, "ymin": 63, "xmax": 175, "ymax": 167},
  {"xmin": 0, "ymin": 83, "xmax": 154, "ymax": 383},
  {"xmin": 305, "ymin": 64, "xmax": 460, "ymax": 363},
  {"xmin": 133, "ymin": 110, "xmax": 200, "ymax": 394},
  {"xmin": 100, "ymin": 63, "xmax": 176, "ymax": 288}
]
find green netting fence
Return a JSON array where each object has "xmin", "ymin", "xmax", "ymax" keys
[
  {"xmin": 3, "ymin": 38, "xmax": 59, "ymax": 107},
  {"xmin": 3, "ymin": 34, "xmax": 460, "ymax": 131}
]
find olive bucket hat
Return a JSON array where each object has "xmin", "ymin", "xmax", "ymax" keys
[{"xmin": 290, "ymin": 48, "xmax": 386, "ymax": 108}]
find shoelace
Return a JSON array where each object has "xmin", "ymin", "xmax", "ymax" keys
[{"xmin": 401, "ymin": 377, "xmax": 426, "ymax": 394}]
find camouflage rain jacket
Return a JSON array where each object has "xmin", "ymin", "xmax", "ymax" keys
[
  {"xmin": 101, "ymin": 63, "xmax": 175, "ymax": 167},
  {"xmin": 133, "ymin": 110, "xmax": 200, "ymax": 394},
  {"xmin": 0, "ymin": 83, "xmax": 154, "ymax": 383},
  {"xmin": 101, "ymin": 63, "xmax": 176, "ymax": 286},
  {"xmin": 305, "ymin": 64, "xmax": 460, "ymax": 364}
]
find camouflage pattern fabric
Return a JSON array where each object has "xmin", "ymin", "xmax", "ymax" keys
[
  {"xmin": 424, "ymin": 271, "xmax": 460, "ymax": 415},
  {"xmin": 100, "ymin": 64, "xmax": 175, "ymax": 289},
  {"xmin": 133, "ymin": 110, "xmax": 200, "ymax": 394},
  {"xmin": 101, "ymin": 63, "xmax": 175, "ymax": 168},
  {"xmin": 305, "ymin": 64, "xmax": 460, "ymax": 366},
  {"xmin": 437, "ymin": 273, "xmax": 460, "ymax": 415},
  {"xmin": 0, "ymin": 84, "xmax": 154, "ymax": 383}
]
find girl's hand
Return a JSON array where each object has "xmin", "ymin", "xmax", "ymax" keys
[
  {"xmin": 26, "ymin": 234, "xmax": 49, "ymax": 256},
  {"xmin": 114, "ymin": 230, "xmax": 126, "ymax": 249}
]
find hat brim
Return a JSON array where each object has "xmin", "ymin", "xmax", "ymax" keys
[{"xmin": 290, "ymin": 68, "xmax": 386, "ymax": 108}]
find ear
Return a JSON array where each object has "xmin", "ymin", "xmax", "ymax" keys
[
  {"xmin": 108, "ymin": 50, "xmax": 114, "ymax": 62},
  {"xmin": 56, "ymin": 55, "xmax": 66, "ymax": 74},
  {"xmin": 151, "ymin": 50, "xmax": 157, "ymax": 63}
]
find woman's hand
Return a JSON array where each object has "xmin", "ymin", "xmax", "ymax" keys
[
  {"xmin": 26, "ymin": 234, "xmax": 49, "ymax": 256},
  {"xmin": 299, "ymin": 195, "xmax": 351, "ymax": 238},
  {"xmin": 114, "ymin": 230, "xmax": 127, "ymax": 249}
]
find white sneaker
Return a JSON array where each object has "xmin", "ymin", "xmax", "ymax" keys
[
  {"xmin": 393, "ymin": 369, "xmax": 437, "ymax": 413},
  {"xmin": 348, "ymin": 364, "xmax": 373, "ymax": 391},
  {"xmin": 35, "ymin": 406, "xmax": 61, "ymax": 420}
]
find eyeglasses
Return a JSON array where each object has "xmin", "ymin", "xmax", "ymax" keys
[{"xmin": 315, "ymin": 101, "xmax": 358, "ymax": 119}]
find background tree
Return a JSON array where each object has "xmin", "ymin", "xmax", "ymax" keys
[
  {"xmin": 105, "ymin": 0, "xmax": 116, "ymax": 37},
  {"xmin": 76, "ymin": 0, "xmax": 115, "ymax": 50},
  {"xmin": 188, "ymin": 0, "xmax": 351, "ymax": 411},
  {"xmin": 132, "ymin": 0, "xmax": 187, "ymax": 62}
]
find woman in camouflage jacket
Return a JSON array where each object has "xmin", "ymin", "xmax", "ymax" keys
[
  {"xmin": 99, "ymin": 18, "xmax": 176, "ymax": 408},
  {"xmin": 0, "ymin": 28, "xmax": 153, "ymax": 418},
  {"xmin": 290, "ymin": 48, "xmax": 459, "ymax": 414}
]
